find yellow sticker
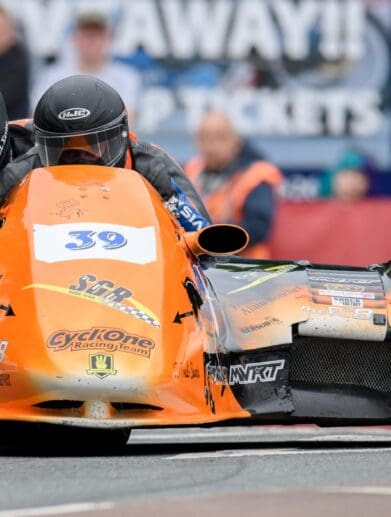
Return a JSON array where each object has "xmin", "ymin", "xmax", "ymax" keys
[
  {"xmin": 228, "ymin": 264, "xmax": 297, "ymax": 295},
  {"xmin": 87, "ymin": 353, "xmax": 117, "ymax": 379}
]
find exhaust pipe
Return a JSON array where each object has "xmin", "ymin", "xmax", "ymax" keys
[{"xmin": 184, "ymin": 224, "xmax": 249, "ymax": 256}]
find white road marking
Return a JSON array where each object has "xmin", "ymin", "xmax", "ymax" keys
[
  {"xmin": 2, "ymin": 487, "xmax": 391, "ymax": 517},
  {"xmin": 322, "ymin": 486, "xmax": 391, "ymax": 496},
  {"xmin": 166, "ymin": 447, "xmax": 391, "ymax": 460},
  {"xmin": 132, "ymin": 432, "xmax": 391, "ymax": 442},
  {"xmin": 131, "ymin": 429, "xmax": 317, "ymax": 441},
  {"xmin": 0, "ymin": 501, "xmax": 115, "ymax": 517},
  {"xmin": 306, "ymin": 434, "xmax": 391, "ymax": 442}
]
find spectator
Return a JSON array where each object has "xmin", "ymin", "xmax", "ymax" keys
[
  {"xmin": 31, "ymin": 11, "xmax": 141, "ymax": 122},
  {"xmin": 320, "ymin": 149, "xmax": 374, "ymax": 202},
  {"xmin": 185, "ymin": 111, "xmax": 282, "ymax": 258},
  {"xmin": 0, "ymin": 6, "xmax": 30, "ymax": 119}
]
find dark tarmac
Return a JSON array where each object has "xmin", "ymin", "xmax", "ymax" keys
[{"xmin": 1, "ymin": 426, "xmax": 391, "ymax": 516}]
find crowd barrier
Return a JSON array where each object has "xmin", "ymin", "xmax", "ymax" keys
[{"xmin": 270, "ymin": 198, "xmax": 391, "ymax": 267}]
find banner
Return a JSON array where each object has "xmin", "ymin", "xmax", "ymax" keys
[
  {"xmin": 4, "ymin": 0, "xmax": 391, "ymax": 168},
  {"xmin": 270, "ymin": 198, "xmax": 391, "ymax": 265}
]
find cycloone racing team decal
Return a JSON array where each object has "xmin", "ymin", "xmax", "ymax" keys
[{"xmin": 47, "ymin": 327, "xmax": 155, "ymax": 359}]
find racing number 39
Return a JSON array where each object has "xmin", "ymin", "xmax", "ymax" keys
[{"xmin": 65, "ymin": 231, "xmax": 127, "ymax": 250}]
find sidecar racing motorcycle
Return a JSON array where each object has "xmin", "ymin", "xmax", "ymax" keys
[{"xmin": 0, "ymin": 165, "xmax": 390, "ymax": 445}]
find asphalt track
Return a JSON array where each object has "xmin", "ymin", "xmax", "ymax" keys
[{"xmin": 1, "ymin": 426, "xmax": 391, "ymax": 516}]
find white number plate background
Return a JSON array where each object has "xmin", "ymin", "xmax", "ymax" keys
[{"xmin": 33, "ymin": 223, "xmax": 156, "ymax": 265}]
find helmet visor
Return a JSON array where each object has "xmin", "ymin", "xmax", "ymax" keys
[{"xmin": 35, "ymin": 124, "xmax": 128, "ymax": 167}]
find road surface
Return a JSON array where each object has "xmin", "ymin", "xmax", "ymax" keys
[{"xmin": 1, "ymin": 426, "xmax": 391, "ymax": 516}]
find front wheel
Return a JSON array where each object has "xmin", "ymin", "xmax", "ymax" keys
[
  {"xmin": 0, "ymin": 424, "xmax": 131, "ymax": 451},
  {"xmin": 45, "ymin": 426, "xmax": 132, "ymax": 450}
]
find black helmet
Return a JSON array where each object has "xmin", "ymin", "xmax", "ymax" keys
[{"xmin": 34, "ymin": 75, "xmax": 129, "ymax": 167}]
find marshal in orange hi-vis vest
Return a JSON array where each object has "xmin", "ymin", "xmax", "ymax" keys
[{"xmin": 185, "ymin": 157, "xmax": 282, "ymax": 258}]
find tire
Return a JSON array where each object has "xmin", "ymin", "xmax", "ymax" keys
[
  {"xmin": 44, "ymin": 426, "xmax": 132, "ymax": 450},
  {"xmin": 0, "ymin": 424, "xmax": 131, "ymax": 451}
]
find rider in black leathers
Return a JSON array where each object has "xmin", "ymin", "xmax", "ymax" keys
[{"xmin": 0, "ymin": 76, "xmax": 210, "ymax": 231}]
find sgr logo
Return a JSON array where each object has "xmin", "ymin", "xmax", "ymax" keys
[
  {"xmin": 58, "ymin": 108, "xmax": 91, "ymax": 121},
  {"xmin": 69, "ymin": 275, "xmax": 133, "ymax": 304}
]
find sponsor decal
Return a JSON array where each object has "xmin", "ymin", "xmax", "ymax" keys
[
  {"xmin": 326, "ymin": 283, "xmax": 365, "ymax": 292},
  {"xmin": 206, "ymin": 359, "xmax": 285, "ymax": 385},
  {"xmin": 332, "ymin": 297, "xmax": 363, "ymax": 308},
  {"xmin": 24, "ymin": 275, "xmax": 160, "ymax": 328},
  {"xmin": 307, "ymin": 269, "xmax": 386, "ymax": 308},
  {"xmin": 0, "ymin": 341, "xmax": 7, "ymax": 362},
  {"xmin": 232, "ymin": 270, "xmax": 264, "ymax": 281},
  {"xmin": 233, "ymin": 300, "xmax": 270, "ymax": 314},
  {"xmin": 206, "ymin": 361, "xmax": 228, "ymax": 385},
  {"xmin": 0, "ymin": 373, "xmax": 10, "ymax": 386},
  {"xmin": 33, "ymin": 223, "xmax": 157, "ymax": 265},
  {"xmin": 47, "ymin": 327, "xmax": 155, "ymax": 359},
  {"xmin": 0, "ymin": 123, "xmax": 8, "ymax": 156},
  {"xmin": 182, "ymin": 362, "xmax": 200, "ymax": 379},
  {"xmin": 301, "ymin": 305, "xmax": 373, "ymax": 320},
  {"xmin": 228, "ymin": 264, "xmax": 297, "ymax": 295},
  {"xmin": 174, "ymin": 361, "xmax": 201, "ymax": 380},
  {"xmin": 318, "ymin": 289, "xmax": 375, "ymax": 299},
  {"xmin": 307, "ymin": 275, "xmax": 381, "ymax": 285},
  {"xmin": 230, "ymin": 286, "xmax": 302, "ymax": 315},
  {"xmin": 58, "ymin": 108, "xmax": 91, "ymax": 121},
  {"xmin": 229, "ymin": 360, "xmax": 285, "ymax": 385},
  {"xmin": 176, "ymin": 198, "xmax": 206, "ymax": 231},
  {"xmin": 307, "ymin": 270, "xmax": 380, "ymax": 286},
  {"xmin": 68, "ymin": 275, "xmax": 133, "ymax": 301},
  {"xmin": 86, "ymin": 353, "xmax": 116, "ymax": 379},
  {"xmin": 54, "ymin": 199, "xmax": 87, "ymax": 220},
  {"xmin": 240, "ymin": 317, "xmax": 283, "ymax": 336}
]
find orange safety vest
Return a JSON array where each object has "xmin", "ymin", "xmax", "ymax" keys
[{"xmin": 185, "ymin": 157, "xmax": 282, "ymax": 259}]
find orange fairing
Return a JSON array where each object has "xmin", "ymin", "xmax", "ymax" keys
[{"xmin": 0, "ymin": 166, "xmax": 248, "ymax": 428}]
